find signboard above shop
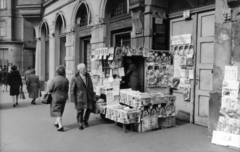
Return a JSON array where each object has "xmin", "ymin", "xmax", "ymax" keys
[{"xmin": 171, "ymin": 34, "xmax": 192, "ymax": 45}]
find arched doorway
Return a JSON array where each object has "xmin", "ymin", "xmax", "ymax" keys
[
  {"xmin": 40, "ymin": 21, "xmax": 49, "ymax": 81},
  {"xmin": 75, "ymin": 3, "xmax": 92, "ymax": 72},
  {"xmin": 55, "ymin": 13, "xmax": 66, "ymax": 67}
]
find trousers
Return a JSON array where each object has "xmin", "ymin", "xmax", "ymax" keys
[{"xmin": 77, "ymin": 108, "xmax": 91, "ymax": 125}]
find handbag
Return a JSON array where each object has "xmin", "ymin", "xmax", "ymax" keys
[
  {"xmin": 42, "ymin": 93, "xmax": 52, "ymax": 104},
  {"xmin": 19, "ymin": 87, "xmax": 25, "ymax": 99}
]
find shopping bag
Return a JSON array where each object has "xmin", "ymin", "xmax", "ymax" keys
[
  {"xmin": 42, "ymin": 93, "xmax": 52, "ymax": 104},
  {"xmin": 19, "ymin": 92, "xmax": 26, "ymax": 99},
  {"xmin": 19, "ymin": 87, "xmax": 25, "ymax": 99}
]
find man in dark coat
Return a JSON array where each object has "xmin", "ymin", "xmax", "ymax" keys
[
  {"xmin": 123, "ymin": 58, "xmax": 140, "ymax": 91},
  {"xmin": 70, "ymin": 63, "xmax": 95, "ymax": 130}
]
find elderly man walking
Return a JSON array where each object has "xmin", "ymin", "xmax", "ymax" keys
[{"xmin": 70, "ymin": 63, "xmax": 95, "ymax": 130}]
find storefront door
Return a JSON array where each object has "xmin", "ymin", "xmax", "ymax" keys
[
  {"xmin": 194, "ymin": 11, "xmax": 215, "ymax": 126},
  {"xmin": 170, "ymin": 11, "xmax": 214, "ymax": 126}
]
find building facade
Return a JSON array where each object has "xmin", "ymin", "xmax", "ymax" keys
[
  {"xmin": 0, "ymin": 0, "xmax": 35, "ymax": 75},
  {"xmin": 16, "ymin": 0, "xmax": 240, "ymax": 134}
]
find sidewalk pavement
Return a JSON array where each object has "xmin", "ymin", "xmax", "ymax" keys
[{"xmin": 0, "ymin": 85, "xmax": 238, "ymax": 152}]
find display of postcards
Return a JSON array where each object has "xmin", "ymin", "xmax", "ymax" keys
[
  {"xmin": 140, "ymin": 98, "xmax": 151, "ymax": 106},
  {"xmin": 131, "ymin": 48, "xmax": 137, "ymax": 55},
  {"xmin": 216, "ymin": 116, "xmax": 226, "ymax": 131},
  {"xmin": 186, "ymin": 54, "xmax": 194, "ymax": 67},
  {"xmin": 224, "ymin": 66, "xmax": 238, "ymax": 81},
  {"xmin": 141, "ymin": 48, "xmax": 149, "ymax": 57},
  {"xmin": 90, "ymin": 49, "xmax": 96, "ymax": 61},
  {"xmin": 188, "ymin": 44, "xmax": 194, "ymax": 54},
  {"xmin": 179, "ymin": 77, "xmax": 186, "ymax": 88},
  {"xmin": 233, "ymin": 99, "xmax": 240, "ymax": 119},
  {"xmin": 180, "ymin": 56, "xmax": 187, "ymax": 68},
  {"xmin": 158, "ymin": 103, "xmax": 167, "ymax": 118},
  {"xmin": 221, "ymin": 97, "xmax": 237, "ymax": 117},
  {"xmin": 222, "ymin": 88, "xmax": 239, "ymax": 98},
  {"xmin": 222, "ymin": 80, "xmax": 239, "ymax": 89},
  {"xmin": 125, "ymin": 46, "xmax": 132, "ymax": 56},
  {"xmin": 142, "ymin": 118, "xmax": 151, "ymax": 132},
  {"xmin": 178, "ymin": 45, "xmax": 184, "ymax": 56},
  {"xmin": 183, "ymin": 45, "xmax": 189, "ymax": 56},
  {"xmin": 108, "ymin": 47, "xmax": 114, "ymax": 60},
  {"xmin": 183, "ymin": 84, "xmax": 191, "ymax": 101},
  {"xmin": 146, "ymin": 51, "xmax": 155, "ymax": 62},
  {"xmin": 151, "ymin": 117, "xmax": 159, "ymax": 129},
  {"xmin": 173, "ymin": 45, "xmax": 179, "ymax": 55},
  {"xmin": 114, "ymin": 47, "xmax": 122, "ymax": 60}
]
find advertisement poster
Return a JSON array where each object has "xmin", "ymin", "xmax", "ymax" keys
[{"xmin": 146, "ymin": 63, "xmax": 170, "ymax": 88}]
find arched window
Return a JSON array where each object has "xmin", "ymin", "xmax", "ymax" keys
[
  {"xmin": 75, "ymin": 4, "xmax": 90, "ymax": 27},
  {"xmin": 111, "ymin": 0, "xmax": 128, "ymax": 18}
]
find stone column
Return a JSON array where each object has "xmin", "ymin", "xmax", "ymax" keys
[
  {"xmin": 48, "ymin": 24, "xmax": 56, "ymax": 81},
  {"xmin": 209, "ymin": 0, "xmax": 240, "ymax": 135},
  {"xmin": 65, "ymin": 25, "xmax": 75, "ymax": 81}
]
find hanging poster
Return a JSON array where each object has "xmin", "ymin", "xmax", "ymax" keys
[
  {"xmin": 108, "ymin": 47, "xmax": 114, "ymax": 60},
  {"xmin": 224, "ymin": 66, "xmax": 238, "ymax": 81}
]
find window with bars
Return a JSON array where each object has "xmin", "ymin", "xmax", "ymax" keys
[
  {"xmin": 111, "ymin": 0, "xmax": 128, "ymax": 18},
  {"xmin": 0, "ymin": 0, "xmax": 6, "ymax": 9},
  {"xmin": 0, "ymin": 21, "xmax": 6, "ymax": 36}
]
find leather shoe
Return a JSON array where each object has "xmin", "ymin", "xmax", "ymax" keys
[
  {"xmin": 16, "ymin": 103, "xmax": 18, "ymax": 106},
  {"xmin": 54, "ymin": 123, "xmax": 59, "ymax": 128},
  {"xmin": 84, "ymin": 121, "xmax": 89, "ymax": 127},
  {"xmin": 57, "ymin": 127, "xmax": 64, "ymax": 132},
  {"xmin": 13, "ymin": 104, "xmax": 15, "ymax": 107},
  {"xmin": 79, "ymin": 126, "xmax": 84, "ymax": 130}
]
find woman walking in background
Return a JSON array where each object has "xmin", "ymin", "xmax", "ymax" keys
[
  {"xmin": 7, "ymin": 65, "xmax": 23, "ymax": 107},
  {"xmin": 2, "ymin": 65, "xmax": 9, "ymax": 92},
  {"xmin": 27, "ymin": 69, "xmax": 40, "ymax": 105},
  {"xmin": 48, "ymin": 65, "xmax": 69, "ymax": 132}
]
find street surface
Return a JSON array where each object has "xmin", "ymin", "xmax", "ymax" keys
[{"xmin": 0, "ymin": 85, "xmax": 238, "ymax": 152}]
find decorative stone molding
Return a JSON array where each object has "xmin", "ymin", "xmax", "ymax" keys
[{"xmin": 132, "ymin": 10, "xmax": 144, "ymax": 34}]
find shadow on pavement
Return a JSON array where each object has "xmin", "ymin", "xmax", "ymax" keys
[
  {"xmin": 0, "ymin": 102, "xmax": 43, "ymax": 110},
  {"xmin": 65, "ymin": 117, "xmax": 114, "ymax": 131}
]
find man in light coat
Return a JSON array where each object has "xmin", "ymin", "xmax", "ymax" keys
[{"xmin": 70, "ymin": 63, "xmax": 95, "ymax": 130}]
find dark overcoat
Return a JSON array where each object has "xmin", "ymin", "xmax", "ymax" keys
[
  {"xmin": 7, "ymin": 70, "xmax": 23, "ymax": 96},
  {"xmin": 48, "ymin": 75, "xmax": 69, "ymax": 117},
  {"xmin": 70, "ymin": 72, "xmax": 95, "ymax": 110}
]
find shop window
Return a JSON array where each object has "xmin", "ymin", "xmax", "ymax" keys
[
  {"xmin": 111, "ymin": 0, "xmax": 128, "ymax": 18},
  {"xmin": 0, "ymin": 21, "xmax": 6, "ymax": 36},
  {"xmin": 0, "ymin": 0, "xmax": 6, "ymax": 9}
]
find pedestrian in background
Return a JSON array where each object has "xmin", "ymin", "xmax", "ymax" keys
[
  {"xmin": 27, "ymin": 69, "xmax": 40, "ymax": 105},
  {"xmin": 70, "ymin": 63, "xmax": 95, "ymax": 130},
  {"xmin": 48, "ymin": 65, "xmax": 69, "ymax": 132},
  {"xmin": 0, "ymin": 67, "xmax": 3, "ymax": 85},
  {"xmin": 2, "ymin": 65, "xmax": 9, "ymax": 92},
  {"xmin": 24, "ymin": 67, "xmax": 32, "ymax": 89},
  {"xmin": 7, "ymin": 65, "xmax": 23, "ymax": 107}
]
